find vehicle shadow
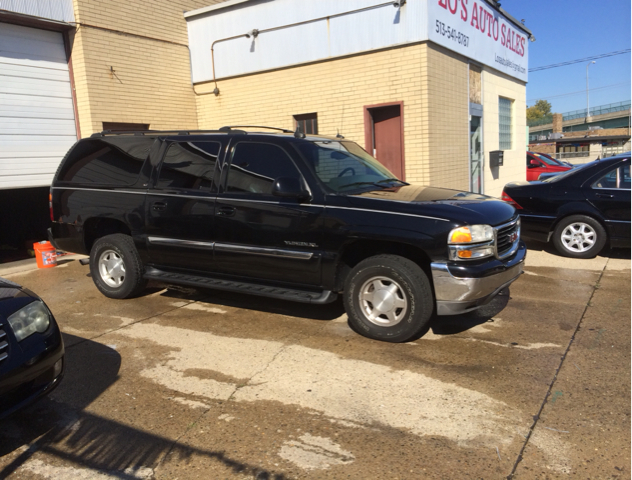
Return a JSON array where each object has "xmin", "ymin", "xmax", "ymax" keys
[
  {"xmin": 154, "ymin": 283, "xmax": 347, "ymax": 321},
  {"xmin": 410, "ymin": 287, "xmax": 512, "ymax": 341},
  {"xmin": 0, "ymin": 333, "xmax": 289, "ymax": 479},
  {"xmin": 524, "ymin": 239, "xmax": 631, "ymax": 259},
  {"xmin": 149, "ymin": 282, "xmax": 510, "ymax": 340}
]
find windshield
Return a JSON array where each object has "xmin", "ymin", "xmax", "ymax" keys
[
  {"xmin": 296, "ymin": 140, "xmax": 406, "ymax": 192},
  {"xmin": 541, "ymin": 160, "xmax": 595, "ymax": 183},
  {"xmin": 533, "ymin": 152, "xmax": 564, "ymax": 167}
]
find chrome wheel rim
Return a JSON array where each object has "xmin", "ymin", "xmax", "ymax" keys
[
  {"xmin": 358, "ymin": 276, "xmax": 408, "ymax": 327},
  {"xmin": 98, "ymin": 249, "xmax": 126, "ymax": 288},
  {"xmin": 561, "ymin": 222, "xmax": 596, "ymax": 253}
]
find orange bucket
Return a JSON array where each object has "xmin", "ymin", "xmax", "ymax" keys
[{"xmin": 33, "ymin": 241, "xmax": 57, "ymax": 269}]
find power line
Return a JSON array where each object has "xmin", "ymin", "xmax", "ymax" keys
[
  {"xmin": 528, "ymin": 81, "xmax": 632, "ymax": 102},
  {"xmin": 529, "ymin": 49, "xmax": 631, "ymax": 72}
]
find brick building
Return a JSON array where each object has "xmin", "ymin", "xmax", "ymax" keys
[{"xmin": 0, "ymin": 0, "xmax": 532, "ymax": 258}]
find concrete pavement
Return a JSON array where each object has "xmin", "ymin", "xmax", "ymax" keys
[{"xmin": 0, "ymin": 245, "xmax": 629, "ymax": 479}]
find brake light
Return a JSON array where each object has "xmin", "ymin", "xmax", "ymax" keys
[
  {"xmin": 49, "ymin": 190, "xmax": 54, "ymax": 222},
  {"xmin": 501, "ymin": 191, "xmax": 523, "ymax": 209}
]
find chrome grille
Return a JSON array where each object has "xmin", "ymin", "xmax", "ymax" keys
[
  {"xmin": 495, "ymin": 217, "xmax": 521, "ymax": 259},
  {"xmin": 0, "ymin": 326, "xmax": 8, "ymax": 363}
]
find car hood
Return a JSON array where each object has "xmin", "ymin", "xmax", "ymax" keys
[
  {"xmin": 348, "ymin": 184, "xmax": 516, "ymax": 226},
  {"xmin": 0, "ymin": 277, "xmax": 36, "ymax": 312},
  {"xmin": 0, "ymin": 278, "xmax": 21, "ymax": 290}
]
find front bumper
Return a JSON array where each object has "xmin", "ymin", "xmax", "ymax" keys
[
  {"xmin": 431, "ymin": 241, "xmax": 526, "ymax": 316},
  {"xmin": 0, "ymin": 337, "xmax": 65, "ymax": 420}
]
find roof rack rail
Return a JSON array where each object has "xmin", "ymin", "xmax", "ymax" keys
[
  {"xmin": 220, "ymin": 125, "xmax": 293, "ymax": 134},
  {"xmin": 89, "ymin": 129, "xmax": 237, "ymax": 138}
]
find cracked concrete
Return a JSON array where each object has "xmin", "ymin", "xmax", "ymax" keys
[{"xmin": 0, "ymin": 246, "xmax": 629, "ymax": 479}]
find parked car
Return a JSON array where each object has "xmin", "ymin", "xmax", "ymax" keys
[
  {"xmin": 49, "ymin": 128, "xmax": 525, "ymax": 343},
  {"xmin": 503, "ymin": 153, "xmax": 631, "ymax": 258},
  {"xmin": 526, "ymin": 151, "xmax": 573, "ymax": 181},
  {"xmin": 535, "ymin": 151, "xmax": 573, "ymax": 168},
  {"xmin": 0, "ymin": 278, "xmax": 64, "ymax": 419}
]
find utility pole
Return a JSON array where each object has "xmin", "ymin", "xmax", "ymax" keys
[{"xmin": 586, "ymin": 61, "xmax": 596, "ymax": 120}]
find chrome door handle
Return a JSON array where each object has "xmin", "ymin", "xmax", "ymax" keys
[
  {"xmin": 152, "ymin": 202, "xmax": 167, "ymax": 211},
  {"xmin": 217, "ymin": 206, "xmax": 236, "ymax": 216}
]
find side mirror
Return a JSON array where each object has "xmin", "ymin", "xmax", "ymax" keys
[
  {"xmin": 528, "ymin": 159, "xmax": 541, "ymax": 167},
  {"xmin": 272, "ymin": 177, "xmax": 310, "ymax": 201}
]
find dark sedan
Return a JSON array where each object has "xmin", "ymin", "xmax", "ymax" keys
[
  {"xmin": 0, "ymin": 278, "xmax": 64, "ymax": 419},
  {"xmin": 502, "ymin": 153, "xmax": 630, "ymax": 258}
]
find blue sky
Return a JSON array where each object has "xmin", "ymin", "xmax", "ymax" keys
[{"xmin": 504, "ymin": 0, "xmax": 631, "ymax": 115}]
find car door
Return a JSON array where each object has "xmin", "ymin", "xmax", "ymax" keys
[
  {"xmin": 144, "ymin": 139, "xmax": 223, "ymax": 271},
  {"xmin": 212, "ymin": 138, "xmax": 323, "ymax": 287},
  {"xmin": 584, "ymin": 159, "xmax": 631, "ymax": 242},
  {"xmin": 526, "ymin": 153, "xmax": 545, "ymax": 181}
]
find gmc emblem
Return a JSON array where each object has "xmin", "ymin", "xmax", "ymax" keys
[{"xmin": 508, "ymin": 232, "xmax": 519, "ymax": 243}]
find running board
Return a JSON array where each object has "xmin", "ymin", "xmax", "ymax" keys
[{"xmin": 143, "ymin": 268, "xmax": 337, "ymax": 304}]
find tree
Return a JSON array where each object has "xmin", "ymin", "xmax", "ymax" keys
[{"xmin": 527, "ymin": 99, "xmax": 552, "ymax": 122}]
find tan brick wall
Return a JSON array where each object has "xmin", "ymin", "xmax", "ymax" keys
[
  {"xmin": 482, "ymin": 68, "xmax": 527, "ymax": 197},
  {"xmin": 195, "ymin": 42, "xmax": 471, "ymax": 190},
  {"xmin": 73, "ymin": 0, "xmax": 225, "ymax": 45},
  {"xmin": 561, "ymin": 127, "xmax": 631, "ymax": 138},
  {"xmin": 70, "ymin": 0, "xmax": 222, "ymax": 136},
  {"xmin": 421, "ymin": 45, "xmax": 469, "ymax": 190}
]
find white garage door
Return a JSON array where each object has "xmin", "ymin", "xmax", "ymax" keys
[{"xmin": 0, "ymin": 23, "xmax": 78, "ymax": 190}]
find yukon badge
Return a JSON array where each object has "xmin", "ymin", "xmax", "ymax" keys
[{"xmin": 284, "ymin": 241, "xmax": 318, "ymax": 248}]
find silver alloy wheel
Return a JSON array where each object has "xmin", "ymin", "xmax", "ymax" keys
[
  {"xmin": 98, "ymin": 249, "xmax": 126, "ymax": 288},
  {"xmin": 560, "ymin": 221, "xmax": 597, "ymax": 253},
  {"xmin": 358, "ymin": 276, "xmax": 408, "ymax": 326}
]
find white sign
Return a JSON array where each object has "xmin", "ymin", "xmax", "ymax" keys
[{"xmin": 427, "ymin": 0, "xmax": 529, "ymax": 82}]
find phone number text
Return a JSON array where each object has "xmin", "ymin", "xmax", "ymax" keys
[{"xmin": 435, "ymin": 20, "xmax": 470, "ymax": 47}]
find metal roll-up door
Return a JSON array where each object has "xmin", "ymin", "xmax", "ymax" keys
[{"xmin": 0, "ymin": 23, "xmax": 77, "ymax": 190}]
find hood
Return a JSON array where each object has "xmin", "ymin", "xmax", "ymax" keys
[
  {"xmin": 347, "ymin": 184, "xmax": 516, "ymax": 226},
  {"xmin": 0, "ymin": 278, "xmax": 43, "ymax": 332},
  {"xmin": 0, "ymin": 278, "xmax": 21, "ymax": 289}
]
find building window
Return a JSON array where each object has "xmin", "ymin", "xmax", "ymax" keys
[
  {"xmin": 498, "ymin": 97, "xmax": 513, "ymax": 150},
  {"xmin": 294, "ymin": 113, "xmax": 318, "ymax": 135}
]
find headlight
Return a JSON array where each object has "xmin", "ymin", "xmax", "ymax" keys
[
  {"xmin": 448, "ymin": 224, "xmax": 495, "ymax": 261},
  {"xmin": 448, "ymin": 225, "xmax": 493, "ymax": 244},
  {"xmin": 7, "ymin": 300, "xmax": 51, "ymax": 342}
]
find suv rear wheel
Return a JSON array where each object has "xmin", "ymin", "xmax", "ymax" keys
[
  {"xmin": 344, "ymin": 255, "xmax": 433, "ymax": 342},
  {"xmin": 90, "ymin": 234, "xmax": 146, "ymax": 299}
]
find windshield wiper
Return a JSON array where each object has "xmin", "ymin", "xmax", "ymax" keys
[
  {"xmin": 375, "ymin": 178, "xmax": 409, "ymax": 186},
  {"xmin": 339, "ymin": 178, "xmax": 409, "ymax": 190},
  {"xmin": 339, "ymin": 181, "xmax": 383, "ymax": 190}
]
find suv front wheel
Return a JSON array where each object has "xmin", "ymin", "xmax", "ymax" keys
[
  {"xmin": 344, "ymin": 255, "xmax": 433, "ymax": 342},
  {"xmin": 90, "ymin": 234, "xmax": 147, "ymax": 299}
]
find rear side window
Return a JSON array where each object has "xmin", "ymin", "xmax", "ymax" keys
[
  {"xmin": 58, "ymin": 137, "xmax": 151, "ymax": 185},
  {"xmin": 592, "ymin": 164, "xmax": 631, "ymax": 189},
  {"xmin": 226, "ymin": 142, "xmax": 301, "ymax": 195},
  {"xmin": 157, "ymin": 141, "xmax": 220, "ymax": 190}
]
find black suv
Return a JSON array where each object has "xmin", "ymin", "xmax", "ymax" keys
[{"xmin": 49, "ymin": 127, "xmax": 525, "ymax": 342}]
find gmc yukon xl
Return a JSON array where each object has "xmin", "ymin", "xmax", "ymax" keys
[{"xmin": 49, "ymin": 127, "xmax": 525, "ymax": 342}]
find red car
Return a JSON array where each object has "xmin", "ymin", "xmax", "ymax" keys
[{"xmin": 526, "ymin": 151, "xmax": 572, "ymax": 181}]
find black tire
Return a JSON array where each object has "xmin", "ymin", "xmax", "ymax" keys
[
  {"xmin": 552, "ymin": 215, "xmax": 607, "ymax": 259},
  {"xmin": 90, "ymin": 234, "xmax": 147, "ymax": 299},
  {"xmin": 343, "ymin": 255, "xmax": 433, "ymax": 343}
]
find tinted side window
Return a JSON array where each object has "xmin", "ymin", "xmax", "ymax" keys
[
  {"xmin": 592, "ymin": 164, "xmax": 630, "ymax": 189},
  {"xmin": 59, "ymin": 138, "xmax": 149, "ymax": 185},
  {"xmin": 226, "ymin": 143, "xmax": 301, "ymax": 194},
  {"xmin": 157, "ymin": 142, "xmax": 220, "ymax": 190}
]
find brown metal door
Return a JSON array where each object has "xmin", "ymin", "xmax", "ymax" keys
[{"xmin": 366, "ymin": 104, "xmax": 404, "ymax": 179}]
